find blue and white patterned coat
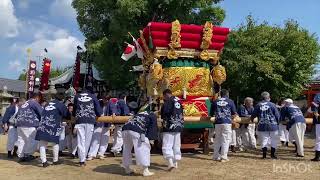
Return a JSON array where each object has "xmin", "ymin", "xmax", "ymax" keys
[
  {"xmin": 161, "ymin": 96, "xmax": 184, "ymax": 132},
  {"xmin": 252, "ymin": 100, "xmax": 280, "ymax": 131},
  {"xmin": 16, "ymin": 99, "xmax": 43, "ymax": 128},
  {"xmin": 73, "ymin": 90, "xmax": 102, "ymax": 124},
  {"xmin": 122, "ymin": 111, "xmax": 158, "ymax": 140},
  {"xmin": 238, "ymin": 105, "xmax": 254, "ymax": 117},
  {"xmin": 281, "ymin": 104, "xmax": 305, "ymax": 129},
  {"xmin": 211, "ymin": 97, "xmax": 237, "ymax": 124},
  {"xmin": 35, "ymin": 99, "xmax": 69, "ymax": 144},
  {"xmin": 2, "ymin": 105, "xmax": 18, "ymax": 126}
]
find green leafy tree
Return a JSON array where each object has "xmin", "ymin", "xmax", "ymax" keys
[
  {"xmin": 72, "ymin": 0, "xmax": 225, "ymax": 89},
  {"xmin": 221, "ymin": 16, "xmax": 320, "ymax": 102}
]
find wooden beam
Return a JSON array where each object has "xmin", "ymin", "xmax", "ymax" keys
[{"xmin": 96, "ymin": 116, "xmax": 314, "ymax": 124}]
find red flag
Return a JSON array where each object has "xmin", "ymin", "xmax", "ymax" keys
[{"xmin": 121, "ymin": 43, "xmax": 136, "ymax": 61}]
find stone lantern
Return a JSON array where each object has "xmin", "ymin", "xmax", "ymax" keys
[
  {"xmin": 42, "ymin": 84, "xmax": 57, "ymax": 102},
  {"xmin": 0, "ymin": 86, "xmax": 14, "ymax": 115}
]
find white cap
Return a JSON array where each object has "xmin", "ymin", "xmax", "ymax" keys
[{"xmin": 284, "ymin": 98, "xmax": 293, "ymax": 104}]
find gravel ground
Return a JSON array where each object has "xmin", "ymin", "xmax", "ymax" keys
[{"xmin": 0, "ymin": 134, "xmax": 319, "ymax": 180}]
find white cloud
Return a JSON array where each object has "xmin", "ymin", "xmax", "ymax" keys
[
  {"xmin": 25, "ymin": 36, "xmax": 83, "ymax": 67},
  {"xmin": 9, "ymin": 60, "xmax": 23, "ymax": 72},
  {"xmin": 11, "ymin": 32, "xmax": 83, "ymax": 68},
  {"xmin": 30, "ymin": 20, "xmax": 66, "ymax": 40},
  {"xmin": 14, "ymin": 20, "xmax": 69, "ymax": 40},
  {"xmin": 50, "ymin": 0, "xmax": 76, "ymax": 19},
  {"xmin": 9, "ymin": 19, "xmax": 84, "ymax": 68},
  {"xmin": 0, "ymin": 0, "xmax": 19, "ymax": 38},
  {"xmin": 53, "ymin": 29, "xmax": 69, "ymax": 39}
]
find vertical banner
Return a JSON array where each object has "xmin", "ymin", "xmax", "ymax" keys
[
  {"xmin": 39, "ymin": 58, "xmax": 51, "ymax": 91},
  {"xmin": 27, "ymin": 60, "xmax": 37, "ymax": 98},
  {"xmin": 72, "ymin": 52, "xmax": 81, "ymax": 91},
  {"xmin": 85, "ymin": 59, "xmax": 94, "ymax": 89}
]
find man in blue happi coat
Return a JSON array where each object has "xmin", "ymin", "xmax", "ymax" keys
[
  {"xmin": 211, "ymin": 89, "xmax": 237, "ymax": 162},
  {"xmin": 2, "ymin": 97, "xmax": 24, "ymax": 158},
  {"xmin": 251, "ymin": 91, "xmax": 280, "ymax": 159},
  {"xmin": 238, "ymin": 97, "xmax": 256, "ymax": 149},
  {"xmin": 73, "ymin": 87, "xmax": 102, "ymax": 167},
  {"xmin": 35, "ymin": 92, "xmax": 69, "ymax": 167},
  {"xmin": 281, "ymin": 98, "xmax": 306, "ymax": 157},
  {"xmin": 161, "ymin": 89, "xmax": 184, "ymax": 170},
  {"xmin": 310, "ymin": 93, "xmax": 320, "ymax": 161},
  {"xmin": 122, "ymin": 108, "xmax": 158, "ymax": 176},
  {"xmin": 87, "ymin": 97, "xmax": 111, "ymax": 160},
  {"xmin": 15, "ymin": 93, "xmax": 43, "ymax": 162}
]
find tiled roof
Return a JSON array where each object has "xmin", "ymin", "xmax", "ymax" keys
[
  {"xmin": 50, "ymin": 62, "xmax": 102, "ymax": 85},
  {"xmin": 0, "ymin": 78, "xmax": 26, "ymax": 93}
]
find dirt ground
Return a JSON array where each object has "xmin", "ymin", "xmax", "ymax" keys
[{"xmin": 0, "ymin": 134, "xmax": 319, "ymax": 180}]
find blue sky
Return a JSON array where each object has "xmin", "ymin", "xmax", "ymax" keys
[
  {"xmin": 220, "ymin": 0, "xmax": 320, "ymax": 39},
  {"xmin": 0, "ymin": 0, "xmax": 319, "ymax": 79},
  {"xmin": 0, "ymin": 0, "xmax": 84, "ymax": 80}
]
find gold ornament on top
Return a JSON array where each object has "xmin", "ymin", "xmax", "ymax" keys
[
  {"xmin": 169, "ymin": 20, "xmax": 181, "ymax": 49},
  {"xmin": 200, "ymin": 22, "xmax": 214, "ymax": 61},
  {"xmin": 167, "ymin": 20, "xmax": 181, "ymax": 59},
  {"xmin": 211, "ymin": 64, "xmax": 226, "ymax": 85},
  {"xmin": 200, "ymin": 22, "xmax": 213, "ymax": 50},
  {"xmin": 26, "ymin": 48, "xmax": 32, "ymax": 60}
]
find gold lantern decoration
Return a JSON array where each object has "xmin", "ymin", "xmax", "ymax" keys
[{"xmin": 211, "ymin": 64, "xmax": 226, "ymax": 85}]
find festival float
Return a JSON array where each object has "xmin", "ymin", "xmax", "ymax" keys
[
  {"xmin": 99, "ymin": 20, "xmax": 231, "ymax": 152},
  {"xmin": 90, "ymin": 20, "xmax": 316, "ymax": 152}
]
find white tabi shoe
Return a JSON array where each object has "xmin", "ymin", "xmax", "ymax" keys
[
  {"xmin": 97, "ymin": 155, "xmax": 105, "ymax": 160},
  {"xmin": 167, "ymin": 158, "xmax": 175, "ymax": 171},
  {"xmin": 174, "ymin": 161, "xmax": 178, "ymax": 168},
  {"xmin": 143, "ymin": 168, "xmax": 154, "ymax": 177},
  {"xmin": 86, "ymin": 156, "xmax": 94, "ymax": 161},
  {"xmin": 220, "ymin": 158, "xmax": 230, "ymax": 163}
]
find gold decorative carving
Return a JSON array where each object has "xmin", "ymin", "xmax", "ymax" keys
[
  {"xmin": 211, "ymin": 65, "xmax": 226, "ymax": 85},
  {"xmin": 169, "ymin": 20, "xmax": 181, "ymax": 49}
]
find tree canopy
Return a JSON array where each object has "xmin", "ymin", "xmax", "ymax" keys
[
  {"xmin": 72, "ymin": 0, "xmax": 225, "ymax": 89},
  {"xmin": 72, "ymin": 1, "xmax": 320, "ymax": 102},
  {"xmin": 221, "ymin": 16, "xmax": 320, "ymax": 102}
]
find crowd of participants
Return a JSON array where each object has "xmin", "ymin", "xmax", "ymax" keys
[{"xmin": 1, "ymin": 87, "xmax": 320, "ymax": 177}]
